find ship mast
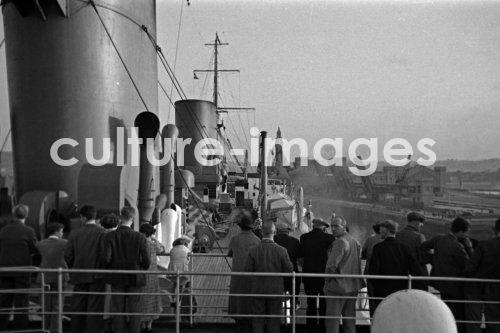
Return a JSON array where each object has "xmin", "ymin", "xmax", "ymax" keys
[{"xmin": 193, "ymin": 32, "xmax": 254, "ymax": 173}]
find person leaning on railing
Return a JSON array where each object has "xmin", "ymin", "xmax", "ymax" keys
[
  {"xmin": 139, "ymin": 223, "xmax": 166, "ymax": 333},
  {"xmin": 244, "ymin": 222, "xmax": 293, "ymax": 333},
  {"xmin": 463, "ymin": 218, "xmax": 500, "ymax": 333},
  {"xmin": 36, "ymin": 222, "xmax": 68, "ymax": 333},
  {"xmin": 102, "ymin": 207, "xmax": 150, "ymax": 333},
  {"xmin": 300, "ymin": 217, "xmax": 334, "ymax": 333},
  {"xmin": 99, "ymin": 213, "xmax": 120, "ymax": 333},
  {"xmin": 167, "ymin": 235, "xmax": 192, "ymax": 308},
  {"xmin": 368, "ymin": 220, "xmax": 422, "ymax": 313},
  {"xmin": 324, "ymin": 215, "xmax": 364, "ymax": 333},
  {"xmin": 227, "ymin": 210, "xmax": 260, "ymax": 333},
  {"xmin": 420, "ymin": 216, "xmax": 472, "ymax": 333},
  {"xmin": 0, "ymin": 204, "xmax": 39, "ymax": 331}
]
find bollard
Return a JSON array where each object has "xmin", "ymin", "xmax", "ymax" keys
[{"xmin": 372, "ymin": 289, "xmax": 457, "ymax": 333}]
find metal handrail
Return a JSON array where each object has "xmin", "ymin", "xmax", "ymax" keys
[{"xmin": 0, "ymin": 267, "xmax": 498, "ymax": 333}]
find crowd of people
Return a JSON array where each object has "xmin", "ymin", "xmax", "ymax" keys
[
  {"xmin": 0, "ymin": 202, "xmax": 499, "ymax": 333},
  {"xmin": 0, "ymin": 204, "xmax": 191, "ymax": 333},
  {"xmin": 228, "ymin": 210, "xmax": 500, "ymax": 333}
]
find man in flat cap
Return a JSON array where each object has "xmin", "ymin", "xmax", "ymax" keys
[
  {"xmin": 396, "ymin": 211, "xmax": 429, "ymax": 276},
  {"xmin": 0, "ymin": 204, "xmax": 39, "ymax": 331},
  {"xmin": 227, "ymin": 210, "xmax": 260, "ymax": 333},
  {"xmin": 324, "ymin": 216, "xmax": 363, "ymax": 333},
  {"xmin": 274, "ymin": 222, "xmax": 301, "ymax": 309},
  {"xmin": 368, "ymin": 220, "xmax": 421, "ymax": 312},
  {"xmin": 300, "ymin": 218, "xmax": 334, "ymax": 333},
  {"xmin": 245, "ymin": 222, "xmax": 293, "ymax": 333}
]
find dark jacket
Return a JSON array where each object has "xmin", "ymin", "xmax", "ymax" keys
[
  {"xmin": 274, "ymin": 232, "xmax": 301, "ymax": 294},
  {"xmin": 464, "ymin": 236, "xmax": 500, "ymax": 298},
  {"xmin": 37, "ymin": 237, "xmax": 68, "ymax": 285},
  {"xmin": 0, "ymin": 220, "xmax": 39, "ymax": 277},
  {"xmin": 274, "ymin": 232, "xmax": 301, "ymax": 272},
  {"xmin": 420, "ymin": 233, "xmax": 468, "ymax": 297},
  {"xmin": 396, "ymin": 225, "xmax": 428, "ymax": 274},
  {"xmin": 300, "ymin": 228, "xmax": 334, "ymax": 273},
  {"xmin": 65, "ymin": 222, "xmax": 106, "ymax": 284},
  {"xmin": 103, "ymin": 225, "xmax": 150, "ymax": 288},
  {"xmin": 244, "ymin": 238, "xmax": 293, "ymax": 295},
  {"xmin": 368, "ymin": 237, "xmax": 422, "ymax": 298}
]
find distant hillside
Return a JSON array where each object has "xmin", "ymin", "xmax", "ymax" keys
[{"xmin": 434, "ymin": 159, "xmax": 500, "ymax": 173}]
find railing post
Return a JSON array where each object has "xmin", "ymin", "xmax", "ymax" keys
[
  {"xmin": 292, "ymin": 271, "xmax": 296, "ymax": 333},
  {"xmin": 175, "ymin": 271, "xmax": 180, "ymax": 333},
  {"xmin": 189, "ymin": 253, "xmax": 193, "ymax": 327},
  {"xmin": 58, "ymin": 268, "xmax": 63, "ymax": 333},
  {"xmin": 408, "ymin": 274, "xmax": 412, "ymax": 289},
  {"xmin": 41, "ymin": 271, "xmax": 46, "ymax": 332}
]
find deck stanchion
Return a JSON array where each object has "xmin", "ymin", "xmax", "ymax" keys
[
  {"xmin": 176, "ymin": 271, "xmax": 181, "ymax": 333},
  {"xmin": 189, "ymin": 253, "xmax": 194, "ymax": 327},
  {"xmin": 58, "ymin": 268, "xmax": 63, "ymax": 333},
  {"xmin": 292, "ymin": 271, "xmax": 296, "ymax": 333},
  {"xmin": 41, "ymin": 271, "xmax": 46, "ymax": 332},
  {"xmin": 408, "ymin": 275, "xmax": 412, "ymax": 289}
]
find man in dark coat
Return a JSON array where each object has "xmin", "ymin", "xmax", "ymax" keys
[
  {"xmin": 368, "ymin": 220, "xmax": 421, "ymax": 312},
  {"xmin": 421, "ymin": 217, "xmax": 471, "ymax": 333},
  {"xmin": 464, "ymin": 218, "xmax": 500, "ymax": 333},
  {"xmin": 65, "ymin": 205, "xmax": 106, "ymax": 333},
  {"xmin": 37, "ymin": 222, "xmax": 68, "ymax": 333},
  {"xmin": 0, "ymin": 204, "xmax": 39, "ymax": 331},
  {"xmin": 300, "ymin": 218, "xmax": 334, "ymax": 333},
  {"xmin": 103, "ymin": 206, "xmax": 150, "ymax": 333},
  {"xmin": 245, "ymin": 222, "xmax": 293, "ymax": 333},
  {"xmin": 274, "ymin": 222, "xmax": 301, "ymax": 298},
  {"xmin": 227, "ymin": 210, "xmax": 261, "ymax": 333},
  {"xmin": 396, "ymin": 211, "xmax": 429, "ymax": 276}
]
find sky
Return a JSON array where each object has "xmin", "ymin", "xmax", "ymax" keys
[{"xmin": 1, "ymin": 0, "xmax": 500, "ymax": 161}]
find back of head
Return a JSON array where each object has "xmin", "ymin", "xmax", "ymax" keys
[
  {"xmin": 120, "ymin": 206, "xmax": 136, "ymax": 223},
  {"xmin": 451, "ymin": 216, "xmax": 470, "ymax": 234},
  {"xmin": 139, "ymin": 222, "xmax": 156, "ymax": 237},
  {"xmin": 331, "ymin": 216, "xmax": 347, "ymax": 228},
  {"xmin": 312, "ymin": 218, "xmax": 328, "ymax": 229},
  {"xmin": 237, "ymin": 210, "xmax": 254, "ymax": 231},
  {"xmin": 100, "ymin": 213, "xmax": 120, "ymax": 230},
  {"xmin": 495, "ymin": 218, "xmax": 500, "ymax": 234},
  {"xmin": 172, "ymin": 236, "xmax": 191, "ymax": 247},
  {"xmin": 46, "ymin": 222, "xmax": 64, "ymax": 237},
  {"xmin": 407, "ymin": 211, "xmax": 425, "ymax": 223},
  {"xmin": 261, "ymin": 222, "xmax": 275, "ymax": 237},
  {"xmin": 79, "ymin": 205, "xmax": 96, "ymax": 221},
  {"xmin": 12, "ymin": 204, "xmax": 29, "ymax": 220}
]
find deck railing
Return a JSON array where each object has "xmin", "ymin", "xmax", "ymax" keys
[{"xmin": 0, "ymin": 255, "xmax": 499, "ymax": 333}]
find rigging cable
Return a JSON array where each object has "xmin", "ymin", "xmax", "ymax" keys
[
  {"xmin": 89, "ymin": 0, "xmax": 149, "ymax": 111},
  {"xmin": 167, "ymin": 0, "xmax": 185, "ymax": 123},
  {"xmin": 0, "ymin": 128, "xmax": 11, "ymax": 158},
  {"xmin": 87, "ymin": 1, "xmax": 231, "ymax": 266},
  {"xmin": 0, "ymin": 39, "xmax": 4, "ymax": 49},
  {"xmin": 221, "ymin": 72, "xmax": 251, "ymax": 151}
]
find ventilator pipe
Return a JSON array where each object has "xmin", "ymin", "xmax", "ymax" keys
[
  {"xmin": 260, "ymin": 131, "xmax": 268, "ymax": 220},
  {"xmin": 135, "ymin": 112, "xmax": 160, "ymax": 225},
  {"xmin": 161, "ymin": 124, "xmax": 179, "ymax": 207}
]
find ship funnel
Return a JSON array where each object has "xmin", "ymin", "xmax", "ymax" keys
[
  {"xmin": 134, "ymin": 112, "xmax": 160, "ymax": 226},
  {"xmin": 161, "ymin": 124, "xmax": 179, "ymax": 207}
]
